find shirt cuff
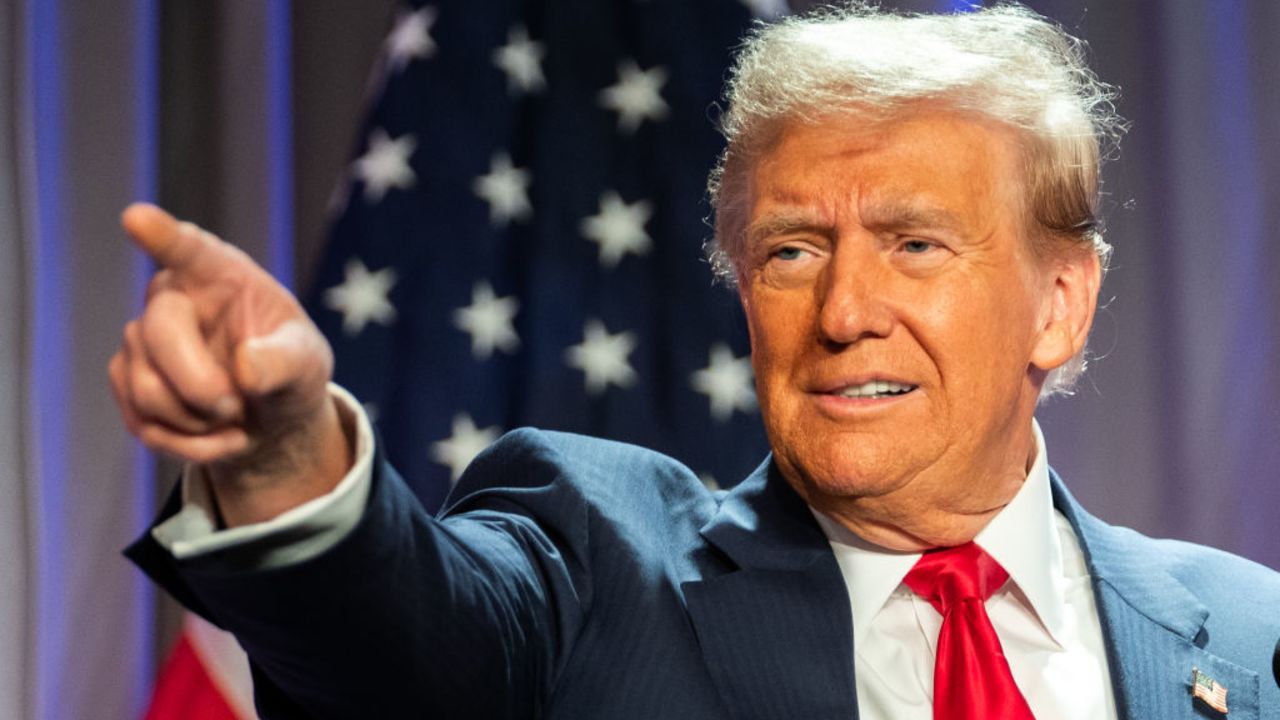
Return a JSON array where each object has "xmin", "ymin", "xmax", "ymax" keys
[{"xmin": 150, "ymin": 383, "xmax": 375, "ymax": 568}]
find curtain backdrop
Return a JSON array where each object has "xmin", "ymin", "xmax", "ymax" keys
[
  {"xmin": 2, "ymin": 2, "xmax": 158, "ymax": 719},
  {"xmin": 2, "ymin": 1, "xmax": 1277, "ymax": 718}
]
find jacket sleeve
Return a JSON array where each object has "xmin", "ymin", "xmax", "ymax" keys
[{"xmin": 125, "ymin": 430, "xmax": 594, "ymax": 719}]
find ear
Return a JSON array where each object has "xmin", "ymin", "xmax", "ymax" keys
[{"xmin": 1030, "ymin": 250, "xmax": 1101, "ymax": 372}]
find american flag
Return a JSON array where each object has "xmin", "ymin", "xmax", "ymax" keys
[
  {"xmin": 305, "ymin": 0, "xmax": 783, "ymax": 512},
  {"xmin": 1190, "ymin": 667, "xmax": 1229, "ymax": 714}
]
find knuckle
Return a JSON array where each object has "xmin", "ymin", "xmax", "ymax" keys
[
  {"xmin": 145, "ymin": 269, "xmax": 173, "ymax": 300},
  {"xmin": 117, "ymin": 402, "xmax": 143, "ymax": 435},
  {"xmin": 191, "ymin": 445, "xmax": 229, "ymax": 464},
  {"xmin": 121, "ymin": 415, "xmax": 141, "ymax": 436},
  {"xmin": 180, "ymin": 436, "xmax": 232, "ymax": 465},
  {"xmin": 141, "ymin": 286, "xmax": 195, "ymax": 338},
  {"xmin": 128, "ymin": 367, "xmax": 169, "ymax": 414},
  {"xmin": 139, "ymin": 426, "xmax": 196, "ymax": 462},
  {"xmin": 138, "ymin": 307, "xmax": 164, "ymax": 347},
  {"xmin": 137, "ymin": 425, "xmax": 167, "ymax": 451},
  {"xmin": 108, "ymin": 361, "xmax": 134, "ymax": 409},
  {"xmin": 141, "ymin": 289, "xmax": 184, "ymax": 328},
  {"xmin": 140, "ymin": 292, "xmax": 200, "ymax": 353},
  {"xmin": 107, "ymin": 352, "xmax": 124, "ymax": 380},
  {"xmin": 123, "ymin": 320, "xmax": 141, "ymax": 347}
]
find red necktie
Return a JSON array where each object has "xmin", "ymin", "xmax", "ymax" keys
[{"xmin": 902, "ymin": 542, "xmax": 1035, "ymax": 720}]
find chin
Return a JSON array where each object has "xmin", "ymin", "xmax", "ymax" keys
[{"xmin": 777, "ymin": 438, "xmax": 931, "ymax": 505}]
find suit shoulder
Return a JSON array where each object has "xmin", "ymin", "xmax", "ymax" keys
[
  {"xmin": 468, "ymin": 427, "xmax": 702, "ymax": 485},
  {"xmin": 1061, "ymin": 478, "xmax": 1280, "ymax": 604},
  {"xmin": 489, "ymin": 427, "xmax": 693, "ymax": 469},
  {"xmin": 1119, "ymin": 531, "xmax": 1280, "ymax": 592},
  {"xmin": 445, "ymin": 427, "xmax": 715, "ymax": 518},
  {"xmin": 1094, "ymin": 523, "xmax": 1280, "ymax": 628},
  {"xmin": 1161, "ymin": 537, "xmax": 1280, "ymax": 596}
]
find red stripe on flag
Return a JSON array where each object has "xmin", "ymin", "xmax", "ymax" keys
[{"xmin": 144, "ymin": 631, "xmax": 240, "ymax": 720}]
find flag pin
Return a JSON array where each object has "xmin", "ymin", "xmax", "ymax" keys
[{"xmin": 1190, "ymin": 667, "xmax": 1229, "ymax": 714}]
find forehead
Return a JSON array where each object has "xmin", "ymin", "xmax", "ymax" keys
[{"xmin": 748, "ymin": 110, "xmax": 1026, "ymax": 230}]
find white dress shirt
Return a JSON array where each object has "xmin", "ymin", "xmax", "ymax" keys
[
  {"xmin": 154, "ymin": 390, "xmax": 1119, "ymax": 718},
  {"xmin": 813, "ymin": 421, "xmax": 1118, "ymax": 720}
]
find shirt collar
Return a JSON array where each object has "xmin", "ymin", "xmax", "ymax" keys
[
  {"xmin": 974, "ymin": 419, "xmax": 1067, "ymax": 646},
  {"xmin": 812, "ymin": 419, "xmax": 1067, "ymax": 649}
]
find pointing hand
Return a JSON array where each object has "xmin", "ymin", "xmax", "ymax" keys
[{"xmin": 108, "ymin": 203, "xmax": 351, "ymax": 525}]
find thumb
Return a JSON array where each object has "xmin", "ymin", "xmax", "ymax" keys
[{"xmin": 233, "ymin": 319, "xmax": 334, "ymax": 400}]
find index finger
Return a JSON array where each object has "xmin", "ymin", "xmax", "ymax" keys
[{"xmin": 120, "ymin": 202, "xmax": 227, "ymax": 282}]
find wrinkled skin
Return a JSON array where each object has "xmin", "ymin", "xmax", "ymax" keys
[{"xmin": 737, "ymin": 111, "xmax": 1100, "ymax": 551}]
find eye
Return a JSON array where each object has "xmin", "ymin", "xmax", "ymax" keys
[
  {"xmin": 756, "ymin": 242, "xmax": 824, "ymax": 288},
  {"xmin": 889, "ymin": 236, "xmax": 952, "ymax": 276}
]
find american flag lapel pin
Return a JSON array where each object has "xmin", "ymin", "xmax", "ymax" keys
[{"xmin": 1190, "ymin": 667, "xmax": 1229, "ymax": 714}]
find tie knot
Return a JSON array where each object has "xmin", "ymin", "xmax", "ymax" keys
[{"xmin": 902, "ymin": 542, "xmax": 1009, "ymax": 614}]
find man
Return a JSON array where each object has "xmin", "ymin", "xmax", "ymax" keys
[{"xmin": 117, "ymin": 4, "xmax": 1280, "ymax": 718}]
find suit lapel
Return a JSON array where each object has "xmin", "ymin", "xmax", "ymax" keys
[
  {"xmin": 683, "ymin": 459, "xmax": 858, "ymax": 720},
  {"xmin": 1052, "ymin": 473, "xmax": 1259, "ymax": 720}
]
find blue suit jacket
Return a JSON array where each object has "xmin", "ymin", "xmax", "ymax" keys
[{"xmin": 127, "ymin": 429, "xmax": 1280, "ymax": 719}]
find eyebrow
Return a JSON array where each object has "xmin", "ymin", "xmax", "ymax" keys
[
  {"xmin": 744, "ymin": 199, "xmax": 964, "ymax": 248},
  {"xmin": 860, "ymin": 199, "xmax": 964, "ymax": 232},
  {"xmin": 744, "ymin": 212, "xmax": 832, "ymax": 248}
]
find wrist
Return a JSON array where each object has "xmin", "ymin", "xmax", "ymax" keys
[{"xmin": 207, "ymin": 393, "xmax": 355, "ymax": 527}]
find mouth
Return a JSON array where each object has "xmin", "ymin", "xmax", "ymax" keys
[{"xmin": 827, "ymin": 379, "xmax": 919, "ymax": 400}]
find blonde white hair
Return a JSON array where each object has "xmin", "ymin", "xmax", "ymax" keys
[{"xmin": 706, "ymin": 2, "xmax": 1124, "ymax": 397}]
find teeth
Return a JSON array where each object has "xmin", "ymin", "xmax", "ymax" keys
[{"xmin": 839, "ymin": 381, "xmax": 915, "ymax": 398}]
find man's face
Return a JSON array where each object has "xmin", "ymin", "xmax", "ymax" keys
[{"xmin": 739, "ymin": 111, "xmax": 1086, "ymax": 547}]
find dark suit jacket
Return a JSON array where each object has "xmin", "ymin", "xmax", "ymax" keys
[{"xmin": 127, "ymin": 428, "xmax": 1280, "ymax": 719}]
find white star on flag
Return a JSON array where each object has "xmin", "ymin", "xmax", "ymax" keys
[
  {"xmin": 353, "ymin": 129, "xmax": 417, "ymax": 203},
  {"xmin": 452, "ymin": 281, "xmax": 520, "ymax": 359},
  {"xmin": 323, "ymin": 259, "xmax": 398, "ymax": 336},
  {"xmin": 599, "ymin": 60, "xmax": 669, "ymax": 133},
  {"xmin": 580, "ymin": 191, "xmax": 652, "ymax": 268},
  {"xmin": 493, "ymin": 25, "xmax": 546, "ymax": 95},
  {"xmin": 566, "ymin": 319, "xmax": 637, "ymax": 394},
  {"xmin": 385, "ymin": 6, "xmax": 437, "ymax": 71},
  {"xmin": 431, "ymin": 414, "xmax": 502, "ymax": 483},
  {"xmin": 473, "ymin": 152, "xmax": 533, "ymax": 226},
  {"xmin": 691, "ymin": 343, "xmax": 757, "ymax": 421}
]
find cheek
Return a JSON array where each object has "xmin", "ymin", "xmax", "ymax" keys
[
  {"xmin": 744, "ymin": 297, "xmax": 813, "ymax": 416},
  {"xmin": 748, "ymin": 327, "xmax": 791, "ymax": 405},
  {"xmin": 745, "ymin": 290, "xmax": 803, "ymax": 360},
  {"xmin": 912, "ymin": 278, "xmax": 1039, "ymax": 381}
]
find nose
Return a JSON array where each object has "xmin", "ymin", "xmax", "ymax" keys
[{"xmin": 816, "ymin": 243, "xmax": 894, "ymax": 346}]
